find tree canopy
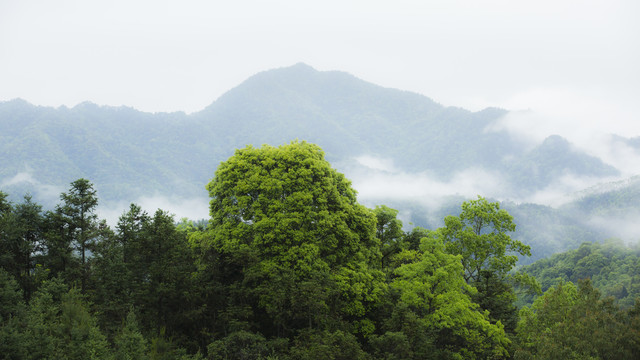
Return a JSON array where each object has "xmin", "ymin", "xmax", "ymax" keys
[
  {"xmin": 0, "ymin": 140, "xmax": 637, "ymax": 359},
  {"xmin": 203, "ymin": 141, "xmax": 384, "ymax": 338}
]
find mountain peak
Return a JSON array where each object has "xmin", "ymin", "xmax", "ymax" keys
[
  {"xmin": 540, "ymin": 134, "xmax": 571, "ymax": 150},
  {"xmin": 288, "ymin": 62, "xmax": 316, "ymax": 71}
]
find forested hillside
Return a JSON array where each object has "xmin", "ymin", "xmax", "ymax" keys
[
  {"xmin": 520, "ymin": 239, "xmax": 640, "ymax": 308},
  {"xmin": 0, "ymin": 64, "xmax": 621, "ymax": 206},
  {"xmin": 4, "ymin": 64, "xmax": 637, "ymax": 265},
  {"xmin": 1, "ymin": 142, "xmax": 638, "ymax": 359}
]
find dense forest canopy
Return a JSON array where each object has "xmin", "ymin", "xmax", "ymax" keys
[{"xmin": 1, "ymin": 141, "xmax": 638, "ymax": 359}]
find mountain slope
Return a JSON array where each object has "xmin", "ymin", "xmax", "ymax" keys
[
  {"xmin": 194, "ymin": 63, "xmax": 519, "ymax": 175},
  {"xmin": 0, "ymin": 63, "xmax": 624, "ymax": 211}
]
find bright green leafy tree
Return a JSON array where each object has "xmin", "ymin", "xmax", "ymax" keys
[
  {"xmin": 437, "ymin": 196, "xmax": 535, "ymax": 332},
  {"xmin": 379, "ymin": 236, "xmax": 510, "ymax": 359},
  {"xmin": 373, "ymin": 205, "xmax": 404, "ymax": 270},
  {"xmin": 204, "ymin": 141, "xmax": 384, "ymax": 340}
]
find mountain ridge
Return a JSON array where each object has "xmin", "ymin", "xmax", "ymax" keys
[
  {"xmin": 1, "ymin": 64, "xmax": 626, "ymax": 203},
  {"xmin": 2, "ymin": 63, "xmax": 640, "ymax": 264}
]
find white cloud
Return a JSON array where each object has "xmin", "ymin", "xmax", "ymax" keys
[
  {"xmin": 354, "ymin": 155, "xmax": 397, "ymax": 172},
  {"xmin": 486, "ymin": 87, "xmax": 640, "ymax": 178},
  {"xmin": 521, "ymin": 173, "xmax": 621, "ymax": 207},
  {"xmin": 587, "ymin": 211, "xmax": 640, "ymax": 243},
  {"xmin": 1, "ymin": 171, "xmax": 65, "ymax": 204}
]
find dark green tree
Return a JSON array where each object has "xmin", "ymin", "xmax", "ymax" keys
[
  {"xmin": 515, "ymin": 279, "xmax": 640, "ymax": 359},
  {"xmin": 137, "ymin": 209, "xmax": 196, "ymax": 347},
  {"xmin": 114, "ymin": 307, "xmax": 149, "ymax": 360},
  {"xmin": 90, "ymin": 218, "xmax": 127, "ymax": 337},
  {"xmin": 0, "ymin": 193, "xmax": 19, "ymax": 286},
  {"xmin": 58, "ymin": 179, "xmax": 100, "ymax": 293},
  {"xmin": 12, "ymin": 195, "xmax": 44, "ymax": 300},
  {"xmin": 23, "ymin": 277, "xmax": 111, "ymax": 359},
  {"xmin": 41, "ymin": 209, "xmax": 75, "ymax": 285},
  {"xmin": 0, "ymin": 268, "xmax": 29, "ymax": 359}
]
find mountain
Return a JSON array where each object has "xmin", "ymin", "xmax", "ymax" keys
[
  {"xmin": 506, "ymin": 135, "xmax": 619, "ymax": 195},
  {"xmin": 193, "ymin": 63, "xmax": 520, "ymax": 176},
  {"xmin": 1, "ymin": 63, "xmax": 638, "ymax": 263},
  {"xmin": 1, "ymin": 64, "xmax": 618, "ymax": 204}
]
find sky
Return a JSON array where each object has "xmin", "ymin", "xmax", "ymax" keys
[
  {"xmin": 2, "ymin": 0, "xmax": 640, "ymax": 222},
  {"xmin": 1, "ymin": 1, "xmax": 638, "ymax": 116}
]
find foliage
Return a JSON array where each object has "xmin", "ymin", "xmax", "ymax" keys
[
  {"xmin": 204, "ymin": 141, "xmax": 384, "ymax": 339},
  {"xmin": 24, "ymin": 278, "xmax": 111, "ymax": 360},
  {"xmin": 373, "ymin": 205, "xmax": 404, "ymax": 270},
  {"xmin": 438, "ymin": 196, "xmax": 529, "ymax": 283},
  {"xmin": 0, "ymin": 194, "xmax": 44, "ymax": 301},
  {"xmin": 0, "ymin": 139, "xmax": 637, "ymax": 358},
  {"xmin": 114, "ymin": 308, "xmax": 149, "ymax": 360},
  {"xmin": 515, "ymin": 279, "xmax": 640, "ymax": 359},
  {"xmin": 519, "ymin": 239, "xmax": 640, "ymax": 308},
  {"xmin": 383, "ymin": 236, "xmax": 510, "ymax": 359},
  {"xmin": 435, "ymin": 196, "xmax": 535, "ymax": 333}
]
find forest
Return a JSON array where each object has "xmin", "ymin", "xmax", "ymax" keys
[{"xmin": 1, "ymin": 141, "xmax": 639, "ymax": 359}]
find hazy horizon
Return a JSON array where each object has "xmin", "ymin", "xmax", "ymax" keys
[
  {"xmin": 2, "ymin": 1, "xmax": 638, "ymax": 126},
  {"xmin": 3, "ymin": 0, "xmax": 640, "ymax": 241}
]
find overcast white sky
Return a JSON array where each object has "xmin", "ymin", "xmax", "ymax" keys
[
  {"xmin": 3, "ymin": 0, "xmax": 640, "ymax": 225},
  {"xmin": 1, "ymin": 0, "xmax": 639, "ymax": 139}
]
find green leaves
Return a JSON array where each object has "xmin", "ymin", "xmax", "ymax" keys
[
  {"xmin": 435, "ymin": 197, "xmax": 535, "ymax": 333},
  {"xmin": 440, "ymin": 196, "xmax": 527, "ymax": 283},
  {"xmin": 384, "ymin": 236, "xmax": 510, "ymax": 359},
  {"xmin": 515, "ymin": 279, "xmax": 640, "ymax": 359},
  {"xmin": 205, "ymin": 141, "xmax": 384, "ymax": 337}
]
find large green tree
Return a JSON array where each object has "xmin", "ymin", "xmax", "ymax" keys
[
  {"xmin": 0, "ymin": 194, "xmax": 45, "ymax": 301},
  {"xmin": 203, "ymin": 141, "xmax": 384, "ymax": 340}
]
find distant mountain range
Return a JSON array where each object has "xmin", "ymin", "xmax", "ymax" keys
[{"xmin": 2, "ymin": 63, "xmax": 639, "ymax": 262}]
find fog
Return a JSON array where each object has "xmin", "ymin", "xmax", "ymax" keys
[
  {"xmin": 588, "ymin": 211, "xmax": 640, "ymax": 244},
  {"xmin": 489, "ymin": 87, "xmax": 640, "ymax": 177},
  {"xmin": 1, "ymin": 171, "xmax": 210, "ymax": 227},
  {"xmin": 1, "ymin": 171, "xmax": 65, "ymax": 206},
  {"xmin": 347, "ymin": 147, "xmax": 640, "ymax": 242},
  {"xmin": 349, "ymin": 153, "xmax": 630, "ymax": 210},
  {"xmin": 350, "ymin": 156, "xmax": 506, "ymax": 210},
  {"xmin": 98, "ymin": 195, "xmax": 210, "ymax": 227}
]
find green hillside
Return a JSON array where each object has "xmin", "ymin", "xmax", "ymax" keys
[
  {"xmin": 0, "ymin": 64, "xmax": 619, "ymax": 207},
  {"xmin": 520, "ymin": 239, "xmax": 640, "ymax": 308}
]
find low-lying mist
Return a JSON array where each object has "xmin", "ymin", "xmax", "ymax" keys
[
  {"xmin": 1, "ymin": 170, "xmax": 211, "ymax": 227},
  {"xmin": 487, "ymin": 87, "xmax": 640, "ymax": 177},
  {"xmin": 343, "ymin": 151, "xmax": 640, "ymax": 245},
  {"xmin": 98, "ymin": 195, "xmax": 210, "ymax": 227}
]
